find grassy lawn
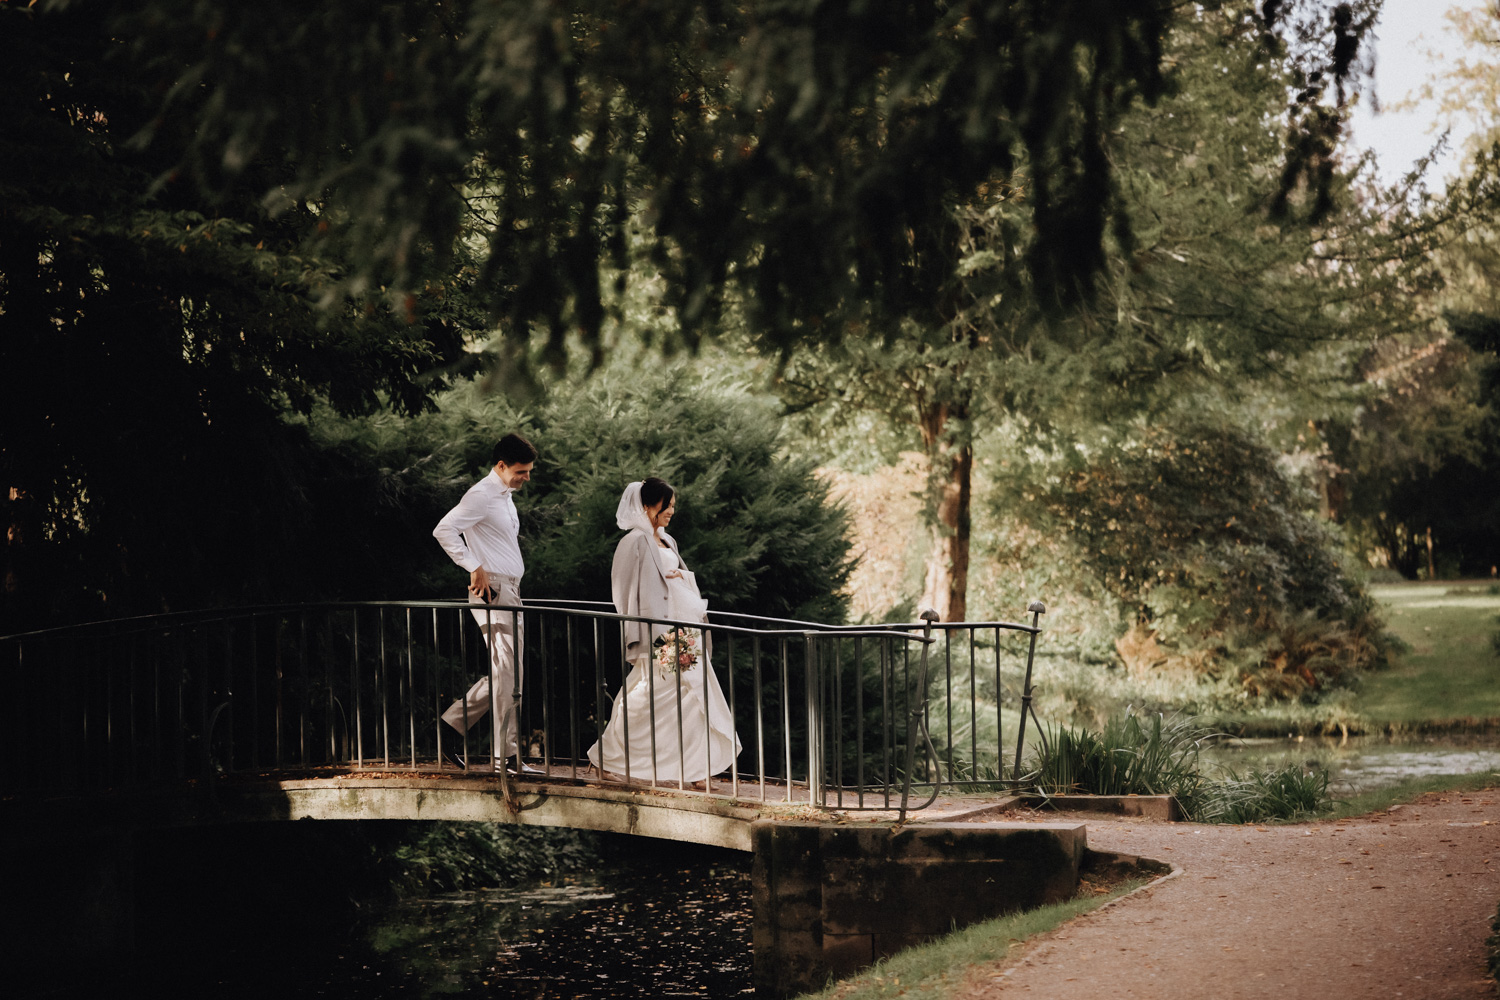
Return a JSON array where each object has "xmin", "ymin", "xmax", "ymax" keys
[
  {"xmin": 1329, "ymin": 770, "xmax": 1500, "ymax": 820},
  {"xmin": 1361, "ymin": 582, "xmax": 1500, "ymax": 725},
  {"xmin": 794, "ymin": 879, "xmax": 1147, "ymax": 1000}
]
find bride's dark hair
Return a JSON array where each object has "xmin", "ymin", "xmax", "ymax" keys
[{"xmin": 640, "ymin": 477, "xmax": 674, "ymax": 509}]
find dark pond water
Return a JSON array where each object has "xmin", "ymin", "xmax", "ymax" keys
[
  {"xmin": 62, "ymin": 839, "xmax": 754, "ymax": 1000},
  {"xmin": 329, "ymin": 849, "xmax": 756, "ymax": 999}
]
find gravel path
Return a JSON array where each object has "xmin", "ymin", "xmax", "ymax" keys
[{"xmin": 957, "ymin": 790, "xmax": 1500, "ymax": 999}]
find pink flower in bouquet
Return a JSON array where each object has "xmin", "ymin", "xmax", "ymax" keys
[{"xmin": 653, "ymin": 627, "xmax": 701, "ymax": 677}]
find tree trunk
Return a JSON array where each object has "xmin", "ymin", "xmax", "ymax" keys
[
  {"xmin": 1374, "ymin": 516, "xmax": 1422, "ymax": 579},
  {"xmin": 917, "ymin": 398, "xmax": 972, "ymax": 622}
]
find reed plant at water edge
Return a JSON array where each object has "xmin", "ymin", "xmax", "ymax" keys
[
  {"xmin": 1192, "ymin": 765, "xmax": 1331, "ymax": 824},
  {"xmin": 1023, "ymin": 711, "xmax": 1212, "ymax": 813},
  {"xmin": 1023, "ymin": 711, "xmax": 1338, "ymax": 823}
]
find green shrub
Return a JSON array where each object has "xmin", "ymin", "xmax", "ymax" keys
[
  {"xmin": 513, "ymin": 369, "xmax": 855, "ymax": 621},
  {"xmin": 1026, "ymin": 711, "xmax": 1337, "ymax": 824},
  {"xmin": 1009, "ymin": 423, "xmax": 1363, "ymax": 638},
  {"xmin": 1024, "ymin": 711, "xmax": 1210, "ymax": 812},
  {"xmin": 304, "ymin": 363, "xmax": 855, "ymax": 620},
  {"xmin": 1194, "ymin": 765, "xmax": 1331, "ymax": 824},
  {"xmin": 997, "ymin": 422, "xmax": 1387, "ymax": 698}
]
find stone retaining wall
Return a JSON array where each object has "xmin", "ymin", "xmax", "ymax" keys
[{"xmin": 751, "ymin": 819, "xmax": 1086, "ymax": 997}]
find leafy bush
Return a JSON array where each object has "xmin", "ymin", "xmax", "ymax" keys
[
  {"xmin": 305, "ymin": 363, "xmax": 855, "ymax": 621},
  {"xmin": 999, "ymin": 422, "xmax": 1388, "ymax": 696},
  {"xmin": 1193, "ymin": 765, "xmax": 1332, "ymax": 824},
  {"xmin": 514, "ymin": 371, "xmax": 854, "ymax": 621},
  {"xmin": 1239, "ymin": 605, "xmax": 1389, "ymax": 699}
]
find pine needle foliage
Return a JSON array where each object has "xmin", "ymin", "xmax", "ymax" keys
[
  {"xmin": 517, "ymin": 370, "xmax": 856, "ymax": 621},
  {"xmin": 306, "ymin": 364, "xmax": 855, "ymax": 622}
]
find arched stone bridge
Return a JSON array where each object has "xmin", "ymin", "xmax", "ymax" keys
[{"xmin": 2, "ymin": 598, "xmax": 1093, "ymax": 997}]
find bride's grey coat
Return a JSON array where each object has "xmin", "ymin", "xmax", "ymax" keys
[{"xmin": 611, "ymin": 527, "xmax": 685, "ymax": 662}]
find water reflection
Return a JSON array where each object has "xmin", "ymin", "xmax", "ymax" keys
[
  {"xmin": 349, "ymin": 853, "xmax": 754, "ymax": 999},
  {"xmin": 76, "ymin": 837, "xmax": 754, "ymax": 1000},
  {"xmin": 1201, "ymin": 735, "xmax": 1500, "ymax": 794}
]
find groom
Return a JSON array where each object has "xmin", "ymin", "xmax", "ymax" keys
[{"xmin": 433, "ymin": 432, "xmax": 541, "ymax": 775}]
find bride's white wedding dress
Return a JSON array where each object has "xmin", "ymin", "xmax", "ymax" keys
[{"xmin": 588, "ymin": 544, "xmax": 741, "ymax": 783}]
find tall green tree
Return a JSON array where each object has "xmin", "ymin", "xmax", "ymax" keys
[
  {"xmin": 1315, "ymin": 2, "xmax": 1500, "ymax": 578},
  {"xmin": 0, "ymin": 6, "xmax": 470, "ymax": 629},
  {"xmin": 1327, "ymin": 313, "xmax": 1500, "ymax": 577},
  {"xmin": 119, "ymin": 0, "xmax": 1375, "ymax": 368},
  {"xmin": 775, "ymin": 3, "xmax": 1432, "ymax": 621},
  {"xmin": 1, "ymin": 0, "xmax": 1387, "ymax": 630}
]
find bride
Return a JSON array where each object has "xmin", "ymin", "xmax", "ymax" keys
[{"xmin": 587, "ymin": 478, "xmax": 741, "ymax": 786}]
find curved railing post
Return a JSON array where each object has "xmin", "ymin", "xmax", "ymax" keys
[
  {"xmin": 805, "ymin": 634, "xmax": 821, "ymax": 807},
  {"xmin": 1010, "ymin": 600, "xmax": 1048, "ymax": 783},
  {"xmin": 899, "ymin": 609, "xmax": 940, "ymax": 822}
]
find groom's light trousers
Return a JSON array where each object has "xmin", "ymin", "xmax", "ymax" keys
[{"xmin": 442, "ymin": 576, "xmax": 525, "ymax": 763}]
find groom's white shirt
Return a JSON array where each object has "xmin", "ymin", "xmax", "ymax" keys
[{"xmin": 433, "ymin": 468, "xmax": 525, "ymax": 580}]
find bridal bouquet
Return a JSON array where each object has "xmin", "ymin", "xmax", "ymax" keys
[{"xmin": 652, "ymin": 627, "xmax": 702, "ymax": 677}]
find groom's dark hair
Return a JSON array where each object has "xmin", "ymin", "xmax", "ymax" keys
[
  {"xmin": 493, "ymin": 433, "xmax": 538, "ymax": 466},
  {"xmin": 640, "ymin": 477, "xmax": 674, "ymax": 509}
]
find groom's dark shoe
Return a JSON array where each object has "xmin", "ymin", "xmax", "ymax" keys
[{"xmin": 441, "ymin": 746, "xmax": 466, "ymax": 770}]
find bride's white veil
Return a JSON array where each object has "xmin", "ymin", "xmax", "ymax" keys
[{"xmin": 615, "ymin": 481, "xmax": 656, "ymax": 536}]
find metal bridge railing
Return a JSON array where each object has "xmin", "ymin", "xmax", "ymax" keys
[{"xmin": 0, "ymin": 599, "xmax": 1045, "ymax": 814}]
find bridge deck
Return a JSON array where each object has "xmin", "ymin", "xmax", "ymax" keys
[
  {"xmin": 276, "ymin": 757, "xmax": 903, "ymax": 805},
  {"xmin": 211, "ymin": 755, "xmax": 934, "ymax": 813},
  {"xmin": 6, "ymin": 759, "xmax": 944, "ymax": 855}
]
